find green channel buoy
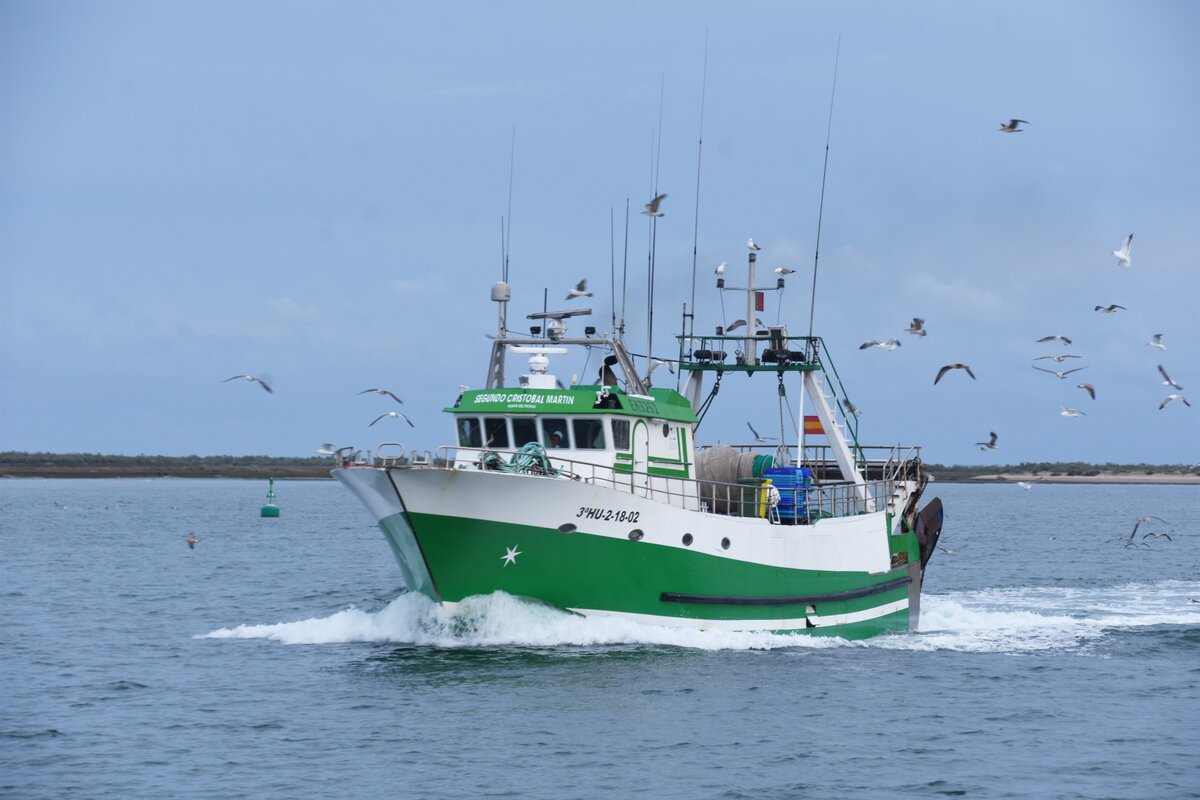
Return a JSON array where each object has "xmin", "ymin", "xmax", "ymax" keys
[{"xmin": 260, "ymin": 476, "xmax": 280, "ymax": 517}]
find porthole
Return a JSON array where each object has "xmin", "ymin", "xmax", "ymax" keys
[
  {"xmin": 662, "ymin": 423, "xmax": 670, "ymax": 438},
  {"xmin": 682, "ymin": 533, "xmax": 693, "ymax": 546},
  {"xmin": 558, "ymin": 523, "xmax": 577, "ymax": 533},
  {"xmin": 721, "ymin": 537, "xmax": 731, "ymax": 550},
  {"xmin": 628, "ymin": 529, "xmax": 644, "ymax": 541}
]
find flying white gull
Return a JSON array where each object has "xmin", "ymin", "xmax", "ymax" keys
[
  {"xmin": 1094, "ymin": 304, "xmax": 1126, "ymax": 313},
  {"xmin": 1059, "ymin": 405, "xmax": 1087, "ymax": 417},
  {"xmin": 975, "ymin": 432, "xmax": 998, "ymax": 451},
  {"xmin": 223, "ymin": 374, "xmax": 273, "ymax": 393},
  {"xmin": 359, "ymin": 388, "xmax": 403, "ymax": 404},
  {"xmin": 642, "ymin": 193, "xmax": 666, "ymax": 217},
  {"xmin": 647, "ymin": 358, "xmax": 676, "ymax": 378},
  {"xmin": 1146, "ymin": 333, "xmax": 1166, "ymax": 350},
  {"xmin": 1017, "ymin": 478, "xmax": 1043, "ymax": 491},
  {"xmin": 746, "ymin": 421, "xmax": 776, "ymax": 442},
  {"xmin": 566, "ymin": 279, "xmax": 593, "ymax": 300},
  {"xmin": 1129, "ymin": 515, "xmax": 1168, "ymax": 541},
  {"xmin": 999, "ymin": 118, "xmax": 1029, "ymax": 133},
  {"xmin": 1158, "ymin": 365, "xmax": 1182, "ymax": 390},
  {"xmin": 934, "ymin": 364, "xmax": 976, "ymax": 384},
  {"xmin": 1158, "ymin": 394, "xmax": 1191, "ymax": 410},
  {"xmin": 1112, "ymin": 233, "xmax": 1133, "ymax": 267},
  {"xmin": 1036, "ymin": 335, "xmax": 1073, "ymax": 346},
  {"xmin": 1033, "ymin": 365, "xmax": 1088, "ymax": 380},
  {"xmin": 370, "ymin": 411, "xmax": 415, "ymax": 428},
  {"xmin": 1033, "ymin": 354, "xmax": 1083, "ymax": 363},
  {"xmin": 725, "ymin": 318, "xmax": 764, "ymax": 333},
  {"xmin": 905, "ymin": 318, "xmax": 926, "ymax": 336},
  {"xmin": 860, "ymin": 339, "xmax": 902, "ymax": 351},
  {"xmin": 1077, "ymin": 383, "xmax": 1096, "ymax": 400},
  {"xmin": 747, "ymin": 238, "xmax": 761, "ymax": 252}
]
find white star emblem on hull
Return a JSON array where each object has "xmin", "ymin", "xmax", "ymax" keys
[{"xmin": 501, "ymin": 546, "xmax": 522, "ymax": 566}]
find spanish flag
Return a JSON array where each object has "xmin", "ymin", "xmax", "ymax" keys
[{"xmin": 804, "ymin": 415, "xmax": 824, "ymax": 435}]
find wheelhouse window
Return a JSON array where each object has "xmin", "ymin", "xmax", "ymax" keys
[
  {"xmin": 573, "ymin": 418, "xmax": 606, "ymax": 450},
  {"xmin": 457, "ymin": 417, "xmax": 482, "ymax": 448},
  {"xmin": 484, "ymin": 417, "xmax": 510, "ymax": 449},
  {"xmin": 512, "ymin": 417, "xmax": 538, "ymax": 447},
  {"xmin": 611, "ymin": 419, "xmax": 631, "ymax": 450},
  {"xmin": 542, "ymin": 418, "xmax": 569, "ymax": 449}
]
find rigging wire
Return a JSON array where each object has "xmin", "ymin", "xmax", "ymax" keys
[
  {"xmin": 807, "ymin": 36, "xmax": 840, "ymax": 342},
  {"xmin": 504, "ymin": 126, "xmax": 515, "ymax": 283}
]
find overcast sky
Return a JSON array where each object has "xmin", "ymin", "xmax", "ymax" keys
[{"xmin": 3, "ymin": 1, "xmax": 1197, "ymax": 465}]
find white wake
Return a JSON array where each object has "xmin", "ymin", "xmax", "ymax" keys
[{"xmin": 200, "ymin": 581, "xmax": 1200, "ymax": 653}]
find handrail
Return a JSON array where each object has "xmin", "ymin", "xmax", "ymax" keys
[{"xmin": 396, "ymin": 445, "xmax": 918, "ymax": 524}]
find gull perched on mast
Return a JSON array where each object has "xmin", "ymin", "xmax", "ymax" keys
[
  {"xmin": 1112, "ymin": 234, "xmax": 1133, "ymax": 267},
  {"xmin": 714, "ymin": 261, "xmax": 727, "ymax": 276},
  {"xmin": 641, "ymin": 193, "xmax": 666, "ymax": 217},
  {"xmin": 747, "ymin": 238, "xmax": 761, "ymax": 252}
]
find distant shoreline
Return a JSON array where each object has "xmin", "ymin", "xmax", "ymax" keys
[
  {"xmin": 952, "ymin": 473, "xmax": 1200, "ymax": 486},
  {"xmin": 3, "ymin": 466, "xmax": 1198, "ymax": 484}
]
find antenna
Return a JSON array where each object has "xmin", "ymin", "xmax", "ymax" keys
[
  {"xmin": 807, "ymin": 37, "xmax": 840, "ymax": 342},
  {"xmin": 620, "ymin": 198, "xmax": 630, "ymax": 342},
  {"xmin": 504, "ymin": 126, "xmax": 515, "ymax": 283},
  {"xmin": 688, "ymin": 31, "xmax": 709, "ymax": 344},
  {"xmin": 610, "ymin": 207, "xmax": 616, "ymax": 335},
  {"xmin": 647, "ymin": 75, "xmax": 665, "ymax": 373}
]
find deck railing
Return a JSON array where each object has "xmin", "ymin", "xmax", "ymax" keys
[{"xmin": 405, "ymin": 445, "xmax": 914, "ymax": 524}]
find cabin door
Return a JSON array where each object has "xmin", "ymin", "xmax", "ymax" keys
[{"xmin": 631, "ymin": 420, "xmax": 650, "ymax": 497}]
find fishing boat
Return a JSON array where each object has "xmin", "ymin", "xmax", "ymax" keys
[{"xmin": 335, "ymin": 245, "xmax": 942, "ymax": 639}]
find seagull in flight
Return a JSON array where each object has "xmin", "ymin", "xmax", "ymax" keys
[
  {"xmin": 316, "ymin": 443, "xmax": 337, "ymax": 455},
  {"xmin": 934, "ymin": 364, "xmax": 976, "ymax": 384},
  {"xmin": 905, "ymin": 318, "xmax": 926, "ymax": 336},
  {"xmin": 1146, "ymin": 333, "xmax": 1166, "ymax": 350},
  {"xmin": 566, "ymin": 278, "xmax": 593, "ymax": 300},
  {"xmin": 1094, "ymin": 304, "xmax": 1126, "ymax": 313},
  {"xmin": 223, "ymin": 374, "xmax": 273, "ymax": 393},
  {"xmin": 1076, "ymin": 383, "xmax": 1096, "ymax": 400},
  {"xmin": 647, "ymin": 358, "xmax": 676, "ymax": 378},
  {"xmin": 746, "ymin": 421, "xmax": 776, "ymax": 442},
  {"xmin": 359, "ymin": 388, "xmax": 403, "ymax": 404},
  {"xmin": 1036, "ymin": 335, "xmax": 1073, "ymax": 346},
  {"xmin": 747, "ymin": 238, "xmax": 761, "ymax": 252},
  {"xmin": 999, "ymin": 118, "xmax": 1029, "ymax": 133},
  {"xmin": 860, "ymin": 338, "xmax": 902, "ymax": 351},
  {"xmin": 642, "ymin": 193, "xmax": 666, "ymax": 217},
  {"xmin": 370, "ymin": 411, "xmax": 415, "ymax": 428},
  {"xmin": 1158, "ymin": 365, "xmax": 1183, "ymax": 390},
  {"xmin": 1159, "ymin": 394, "xmax": 1191, "ymax": 410},
  {"xmin": 1129, "ymin": 515, "xmax": 1168, "ymax": 541},
  {"xmin": 1112, "ymin": 233, "xmax": 1133, "ymax": 267},
  {"xmin": 1017, "ymin": 478, "xmax": 1043, "ymax": 490},
  {"xmin": 975, "ymin": 432, "xmax": 998, "ymax": 451},
  {"xmin": 186, "ymin": 531, "xmax": 197, "ymax": 550},
  {"xmin": 1033, "ymin": 365, "xmax": 1088, "ymax": 380},
  {"xmin": 1059, "ymin": 405, "xmax": 1087, "ymax": 417},
  {"xmin": 1033, "ymin": 354, "xmax": 1083, "ymax": 363}
]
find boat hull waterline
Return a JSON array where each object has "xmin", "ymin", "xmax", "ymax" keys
[{"xmin": 336, "ymin": 466, "xmax": 925, "ymax": 639}]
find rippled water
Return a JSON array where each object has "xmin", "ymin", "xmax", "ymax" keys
[{"xmin": 3, "ymin": 478, "xmax": 1198, "ymax": 799}]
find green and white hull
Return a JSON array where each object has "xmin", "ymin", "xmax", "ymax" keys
[{"xmin": 336, "ymin": 465, "xmax": 926, "ymax": 639}]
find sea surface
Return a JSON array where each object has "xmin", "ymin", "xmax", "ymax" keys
[{"xmin": 2, "ymin": 478, "xmax": 1198, "ymax": 799}]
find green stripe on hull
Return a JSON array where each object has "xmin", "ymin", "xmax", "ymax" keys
[{"xmin": 387, "ymin": 511, "xmax": 910, "ymax": 636}]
